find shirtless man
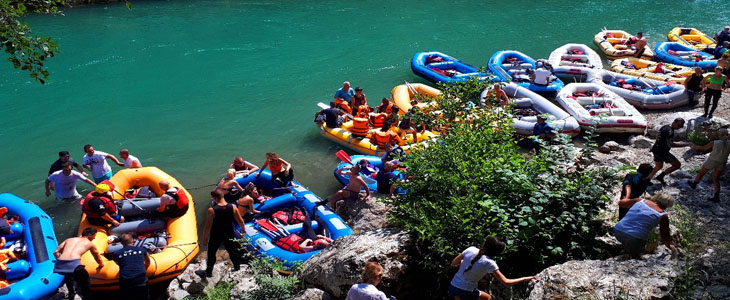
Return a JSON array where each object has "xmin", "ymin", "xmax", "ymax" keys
[
  {"xmin": 632, "ymin": 32, "xmax": 647, "ymax": 58},
  {"xmin": 54, "ymin": 228, "xmax": 104, "ymax": 300},
  {"xmin": 328, "ymin": 164, "xmax": 370, "ymax": 209},
  {"xmin": 484, "ymin": 84, "xmax": 510, "ymax": 106}
]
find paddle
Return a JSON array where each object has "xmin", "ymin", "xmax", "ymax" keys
[
  {"xmin": 317, "ymin": 102, "xmax": 354, "ymax": 119},
  {"xmin": 404, "ymin": 81, "xmax": 418, "ymax": 96},
  {"xmin": 112, "ymin": 188, "xmax": 146, "ymax": 212},
  {"xmin": 335, "ymin": 150, "xmax": 354, "ymax": 165},
  {"xmin": 157, "ymin": 241, "xmax": 198, "ymax": 250}
]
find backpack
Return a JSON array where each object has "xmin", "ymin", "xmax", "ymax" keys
[{"xmin": 314, "ymin": 111, "xmax": 327, "ymax": 123}]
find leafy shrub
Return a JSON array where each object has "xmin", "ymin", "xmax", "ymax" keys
[
  {"xmin": 688, "ymin": 130, "xmax": 710, "ymax": 147},
  {"xmin": 386, "ymin": 79, "xmax": 617, "ymax": 278},
  {"xmin": 236, "ymin": 238, "xmax": 303, "ymax": 300},
  {"xmin": 193, "ymin": 282, "xmax": 234, "ymax": 300}
]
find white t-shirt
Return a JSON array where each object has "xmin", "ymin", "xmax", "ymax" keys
[
  {"xmin": 534, "ymin": 68, "xmax": 551, "ymax": 85},
  {"xmin": 450, "ymin": 246, "xmax": 499, "ymax": 291},
  {"xmin": 83, "ymin": 151, "xmax": 112, "ymax": 178},
  {"xmin": 345, "ymin": 283, "xmax": 388, "ymax": 300},
  {"xmin": 708, "ymin": 140, "xmax": 730, "ymax": 163},
  {"xmin": 124, "ymin": 155, "xmax": 142, "ymax": 168},
  {"xmin": 47, "ymin": 170, "xmax": 86, "ymax": 198}
]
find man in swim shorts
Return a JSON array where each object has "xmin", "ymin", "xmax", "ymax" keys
[
  {"xmin": 632, "ymin": 32, "xmax": 647, "ymax": 58},
  {"xmin": 54, "ymin": 228, "xmax": 104, "ymax": 300},
  {"xmin": 328, "ymin": 164, "xmax": 370, "ymax": 209}
]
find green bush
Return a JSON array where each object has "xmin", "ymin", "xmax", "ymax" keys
[
  {"xmin": 688, "ymin": 130, "xmax": 710, "ymax": 147},
  {"xmin": 237, "ymin": 238, "xmax": 303, "ymax": 300},
  {"xmin": 385, "ymin": 80, "xmax": 617, "ymax": 278}
]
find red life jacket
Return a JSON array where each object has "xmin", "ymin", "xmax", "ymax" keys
[
  {"xmin": 82, "ymin": 192, "xmax": 117, "ymax": 218},
  {"xmin": 164, "ymin": 187, "xmax": 190, "ymax": 211},
  {"xmin": 272, "ymin": 208, "xmax": 305, "ymax": 225},
  {"xmin": 274, "ymin": 234, "xmax": 303, "ymax": 253}
]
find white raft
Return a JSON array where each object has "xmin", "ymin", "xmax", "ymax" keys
[
  {"xmin": 587, "ymin": 70, "xmax": 688, "ymax": 110},
  {"xmin": 556, "ymin": 83, "xmax": 647, "ymax": 134},
  {"xmin": 480, "ymin": 83, "xmax": 581, "ymax": 136},
  {"xmin": 548, "ymin": 43, "xmax": 603, "ymax": 77}
]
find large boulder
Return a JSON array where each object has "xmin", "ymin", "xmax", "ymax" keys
[
  {"xmin": 629, "ymin": 135, "xmax": 654, "ymax": 149},
  {"xmin": 300, "ymin": 229, "xmax": 414, "ymax": 299},
  {"xmin": 647, "ymin": 112, "xmax": 729, "ymax": 139},
  {"xmin": 335, "ymin": 193, "xmax": 392, "ymax": 232},
  {"xmin": 167, "ymin": 250, "xmax": 258, "ymax": 299},
  {"xmin": 528, "ymin": 248, "xmax": 679, "ymax": 300},
  {"xmin": 287, "ymin": 288, "xmax": 335, "ymax": 300}
]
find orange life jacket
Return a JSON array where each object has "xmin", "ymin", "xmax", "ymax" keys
[
  {"xmin": 334, "ymin": 99, "xmax": 352, "ymax": 114},
  {"xmin": 82, "ymin": 192, "xmax": 117, "ymax": 218},
  {"xmin": 372, "ymin": 130, "xmax": 393, "ymax": 147},
  {"xmin": 378, "ymin": 103, "xmax": 393, "ymax": 114},
  {"xmin": 351, "ymin": 117, "xmax": 370, "ymax": 137},
  {"xmin": 356, "ymin": 105, "xmax": 370, "ymax": 115},
  {"xmin": 370, "ymin": 113, "xmax": 387, "ymax": 128},
  {"xmin": 274, "ymin": 234, "xmax": 304, "ymax": 253}
]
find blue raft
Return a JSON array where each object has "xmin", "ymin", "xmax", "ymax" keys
[
  {"xmin": 411, "ymin": 51, "xmax": 494, "ymax": 84},
  {"xmin": 333, "ymin": 155, "xmax": 405, "ymax": 194},
  {"xmin": 654, "ymin": 42, "xmax": 717, "ymax": 70},
  {"xmin": 0, "ymin": 193, "xmax": 63, "ymax": 300},
  {"xmin": 232, "ymin": 171, "xmax": 352, "ymax": 266},
  {"xmin": 488, "ymin": 50, "xmax": 565, "ymax": 96}
]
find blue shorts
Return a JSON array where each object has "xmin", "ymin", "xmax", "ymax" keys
[
  {"xmin": 448, "ymin": 285, "xmax": 480, "ymax": 300},
  {"xmin": 94, "ymin": 171, "xmax": 113, "ymax": 183}
]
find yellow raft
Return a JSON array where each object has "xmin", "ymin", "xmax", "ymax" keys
[
  {"xmin": 593, "ymin": 30, "xmax": 654, "ymax": 60},
  {"xmin": 318, "ymin": 120, "xmax": 438, "ymax": 156},
  {"xmin": 610, "ymin": 57, "xmax": 694, "ymax": 83},
  {"xmin": 391, "ymin": 83, "xmax": 441, "ymax": 114},
  {"xmin": 78, "ymin": 167, "xmax": 199, "ymax": 290},
  {"xmin": 667, "ymin": 27, "xmax": 716, "ymax": 51}
]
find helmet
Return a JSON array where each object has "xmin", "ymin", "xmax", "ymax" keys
[{"xmin": 95, "ymin": 183, "xmax": 111, "ymax": 194}]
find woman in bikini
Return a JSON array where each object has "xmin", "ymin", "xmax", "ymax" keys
[
  {"xmin": 218, "ymin": 169, "xmax": 245, "ymax": 204},
  {"xmin": 701, "ymin": 66, "xmax": 730, "ymax": 118},
  {"xmin": 235, "ymin": 182, "xmax": 262, "ymax": 218},
  {"xmin": 327, "ymin": 164, "xmax": 370, "ymax": 209},
  {"xmin": 256, "ymin": 152, "xmax": 294, "ymax": 187}
]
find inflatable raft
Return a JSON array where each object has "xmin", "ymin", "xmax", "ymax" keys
[
  {"xmin": 556, "ymin": 83, "xmax": 647, "ymax": 134},
  {"xmin": 78, "ymin": 167, "xmax": 199, "ymax": 290},
  {"xmin": 411, "ymin": 51, "xmax": 494, "ymax": 84},
  {"xmin": 593, "ymin": 30, "xmax": 654, "ymax": 60},
  {"xmin": 0, "ymin": 194, "xmax": 63, "ymax": 300},
  {"xmin": 588, "ymin": 70, "xmax": 689, "ymax": 110},
  {"xmin": 232, "ymin": 171, "xmax": 352, "ymax": 266},
  {"xmin": 667, "ymin": 27, "xmax": 716, "ymax": 52},
  {"xmin": 480, "ymin": 84, "xmax": 581, "ymax": 136},
  {"xmin": 548, "ymin": 43, "xmax": 603, "ymax": 77},
  {"xmin": 488, "ymin": 50, "xmax": 565, "ymax": 96},
  {"xmin": 610, "ymin": 57, "xmax": 694, "ymax": 83},
  {"xmin": 654, "ymin": 42, "xmax": 717, "ymax": 70},
  {"xmin": 333, "ymin": 155, "xmax": 406, "ymax": 194},
  {"xmin": 391, "ymin": 83, "xmax": 441, "ymax": 114}
]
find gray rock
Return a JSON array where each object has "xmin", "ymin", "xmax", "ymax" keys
[
  {"xmin": 288, "ymin": 288, "xmax": 335, "ymax": 300},
  {"xmin": 647, "ymin": 112, "xmax": 729, "ymax": 139},
  {"xmin": 604, "ymin": 141, "xmax": 621, "ymax": 151},
  {"xmin": 167, "ymin": 250, "xmax": 258, "ymax": 299},
  {"xmin": 528, "ymin": 252, "xmax": 679, "ymax": 300},
  {"xmin": 300, "ymin": 229, "xmax": 412, "ymax": 298},
  {"xmin": 335, "ymin": 194, "xmax": 392, "ymax": 232},
  {"xmin": 629, "ymin": 135, "xmax": 654, "ymax": 149},
  {"xmin": 598, "ymin": 144, "xmax": 612, "ymax": 154}
]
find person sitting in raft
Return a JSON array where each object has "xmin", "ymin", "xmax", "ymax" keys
[
  {"xmin": 218, "ymin": 169, "xmax": 246, "ymax": 203},
  {"xmin": 688, "ymin": 128, "xmax": 730, "ymax": 203},
  {"xmin": 235, "ymin": 182, "xmax": 262, "ymax": 219},
  {"xmin": 449, "ymin": 237, "xmax": 537, "ymax": 300},
  {"xmin": 229, "ymin": 156, "xmax": 259, "ymax": 176},
  {"xmin": 684, "ymin": 67, "xmax": 704, "ymax": 106},
  {"xmin": 397, "ymin": 110, "xmax": 418, "ymax": 138},
  {"xmin": 529, "ymin": 115, "xmax": 555, "ymax": 154},
  {"xmin": 328, "ymin": 163, "xmax": 370, "ymax": 209},
  {"xmin": 619, "ymin": 163, "xmax": 653, "ymax": 220},
  {"xmin": 351, "ymin": 110, "xmax": 371, "ymax": 139},
  {"xmin": 483, "ymin": 84, "xmax": 510, "ymax": 107},
  {"xmin": 377, "ymin": 98, "xmax": 393, "ymax": 114},
  {"xmin": 530, "ymin": 63, "xmax": 552, "ymax": 86},
  {"xmin": 377, "ymin": 161, "xmax": 400, "ymax": 195},
  {"xmin": 242, "ymin": 182, "xmax": 272, "ymax": 205},
  {"xmin": 614, "ymin": 192, "xmax": 676, "ymax": 258},
  {"xmin": 82, "ymin": 183, "xmax": 124, "ymax": 227},
  {"xmin": 352, "ymin": 87, "xmax": 368, "ymax": 109},
  {"xmin": 256, "ymin": 152, "xmax": 294, "ymax": 187},
  {"xmin": 334, "ymin": 81, "xmax": 355, "ymax": 114},
  {"xmin": 380, "ymin": 144, "xmax": 405, "ymax": 165},
  {"xmin": 157, "ymin": 180, "xmax": 190, "ymax": 218},
  {"xmin": 321, "ymin": 102, "xmax": 347, "ymax": 129},
  {"xmin": 371, "ymin": 120, "xmax": 404, "ymax": 150}
]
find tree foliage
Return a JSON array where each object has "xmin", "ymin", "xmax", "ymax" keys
[
  {"xmin": 0, "ymin": 0, "xmax": 67, "ymax": 84},
  {"xmin": 386, "ymin": 79, "xmax": 617, "ymax": 277}
]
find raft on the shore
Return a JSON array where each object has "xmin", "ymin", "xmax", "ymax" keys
[
  {"xmin": 588, "ymin": 70, "xmax": 689, "ymax": 109},
  {"xmin": 593, "ymin": 29, "xmax": 654, "ymax": 60},
  {"xmin": 411, "ymin": 51, "xmax": 494, "ymax": 84},
  {"xmin": 548, "ymin": 43, "xmax": 603, "ymax": 77},
  {"xmin": 0, "ymin": 193, "xmax": 64, "ymax": 300},
  {"xmin": 610, "ymin": 57, "xmax": 694, "ymax": 83},
  {"xmin": 556, "ymin": 82, "xmax": 647, "ymax": 134},
  {"xmin": 654, "ymin": 42, "xmax": 717, "ymax": 70},
  {"xmin": 78, "ymin": 167, "xmax": 199, "ymax": 291},
  {"xmin": 488, "ymin": 50, "xmax": 565, "ymax": 96},
  {"xmin": 233, "ymin": 171, "xmax": 352, "ymax": 266},
  {"xmin": 333, "ymin": 155, "xmax": 406, "ymax": 194},
  {"xmin": 667, "ymin": 27, "xmax": 716, "ymax": 52},
  {"xmin": 481, "ymin": 83, "xmax": 581, "ymax": 136}
]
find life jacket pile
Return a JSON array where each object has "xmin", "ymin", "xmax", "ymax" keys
[
  {"xmin": 271, "ymin": 207, "xmax": 305, "ymax": 225},
  {"xmin": 274, "ymin": 234, "xmax": 304, "ymax": 253},
  {"xmin": 370, "ymin": 113, "xmax": 387, "ymax": 128}
]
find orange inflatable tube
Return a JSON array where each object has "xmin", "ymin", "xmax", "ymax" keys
[{"xmin": 390, "ymin": 83, "xmax": 441, "ymax": 114}]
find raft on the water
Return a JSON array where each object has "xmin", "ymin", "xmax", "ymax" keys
[
  {"xmin": 610, "ymin": 57, "xmax": 694, "ymax": 83},
  {"xmin": 548, "ymin": 43, "xmax": 603, "ymax": 77},
  {"xmin": 411, "ymin": 51, "xmax": 494, "ymax": 84},
  {"xmin": 593, "ymin": 29, "xmax": 654, "ymax": 60},
  {"xmin": 488, "ymin": 50, "xmax": 565, "ymax": 96},
  {"xmin": 391, "ymin": 83, "xmax": 441, "ymax": 114},
  {"xmin": 667, "ymin": 27, "xmax": 716, "ymax": 52},
  {"xmin": 556, "ymin": 82, "xmax": 647, "ymax": 134},
  {"xmin": 654, "ymin": 42, "xmax": 717, "ymax": 70},
  {"xmin": 0, "ymin": 193, "xmax": 64, "ymax": 300},
  {"xmin": 78, "ymin": 167, "xmax": 199, "ymax": 290},
  {"xmin": 480, "ymin": 83, "xmax": 581, "ymax": 136},
  {"xmin": 233, "ymin": 171, "xmax": 352, "ymax": 266},
  {"xmin": 333, "ymin": 155, "xmax": 406, "ymax": 194},
  {"xmin": 588, "ymin": 70, "xmax": 689, "ymax": 110}
]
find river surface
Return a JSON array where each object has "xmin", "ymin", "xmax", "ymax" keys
[{"xmin": 1, "ymin": 0, "xmax": 729, "ymax": 239}]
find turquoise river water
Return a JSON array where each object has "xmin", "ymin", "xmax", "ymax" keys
[{"xmin": 1, "ymin": 0, "xmax": 729, "ymax": 239}]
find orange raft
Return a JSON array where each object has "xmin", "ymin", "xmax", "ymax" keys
[
  {"xmin": 391, "ymin": 83, "xmax": 442, "ymax": 114},
  {"xmin": 77, "ymin": 167, "xmax": 199, "ymax": 290}
]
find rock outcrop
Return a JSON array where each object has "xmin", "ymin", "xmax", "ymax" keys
[
  {"xmin": 647, "ymin": 112, "xmax": 729, "ymax": 139},
  {"xmin": 167, "ymin": 250, "xmax": 258, "ymax": 300},
  {"xmin": 334, "ymin": 193, "xmax": 392, "ymax": 232}
]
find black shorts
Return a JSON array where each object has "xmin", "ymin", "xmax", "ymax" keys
[
  {"xmin": 635, "ymin": 47, "xmax": 645, "ymax": 58},
  {"xmin": 652, "ymin": 149, "xmax": 678, "ymax": 163}
]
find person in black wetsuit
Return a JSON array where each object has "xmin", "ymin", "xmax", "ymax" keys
[
  {"xmin": 684, "ymin": 67, "xmax": 704, "ymax": 106},
  {"xmin": 200, "ymin": 190, "xmax": 245, "ymax": 277},
  {"xmin": 618, "ymin": 163, "xmax": 653, "ymax": 220}
]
